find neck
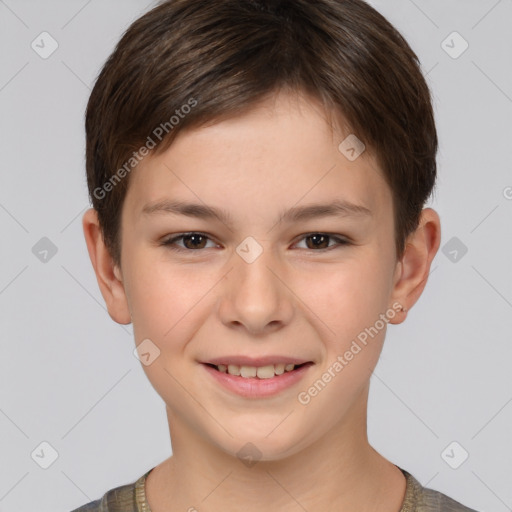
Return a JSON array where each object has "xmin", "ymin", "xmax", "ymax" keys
[{"xmin": 146, "ymin": 389, "xmax": 406, "ymax": 512}]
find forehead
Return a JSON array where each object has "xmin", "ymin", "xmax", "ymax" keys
[{"xmin": 123, "ymin": 91, "xmax": 392, "ymax": 226}]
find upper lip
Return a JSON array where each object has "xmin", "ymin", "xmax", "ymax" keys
[{"xmin": 203, "ymin": 356, "xmax": 313, "ymax": 367}]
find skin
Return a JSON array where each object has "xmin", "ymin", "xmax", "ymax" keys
[{"xmin": 83, "ymin": 90, "xmax": 441, "ymax": 512}]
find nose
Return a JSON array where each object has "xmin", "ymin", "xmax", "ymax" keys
[{"xmin": 217, "ymin": 243, "xmax": 294, "ymax": 336}]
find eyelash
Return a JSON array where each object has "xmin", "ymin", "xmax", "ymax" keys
[{"xmin": 160, "ymin": 232, "xmax": 351, "ymax": 253}]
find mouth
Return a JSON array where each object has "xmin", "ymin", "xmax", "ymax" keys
[
  {"xmin": 204, "ymin": 362, "xmax": 312, "ymax": 379},
  {"xmin": 201, "ymin": 360, "xmax": 314, "ymax": 398}
]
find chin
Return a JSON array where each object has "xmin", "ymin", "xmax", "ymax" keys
[{"xmin": 214, "ymin": 423, "xmax": 310, "ymax": 464}]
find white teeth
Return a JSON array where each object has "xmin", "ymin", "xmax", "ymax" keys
[
  {"xmin": 227, "ymin": 364, "xmax": 240, "ymax": 376},
  {"xmin": 274, "ymin": 363, "xmax": 285, "ymax": 375},
  {"xmin": 256, "ymin": 365, "xmax": 275, "ymax": 379},
  {"xmin": 215, "ymin": 363, "xmax": 299, "ymax": 378},
  {"xmin": 240, "ymin": 365, "xmax": 257, "ymax": 378}
]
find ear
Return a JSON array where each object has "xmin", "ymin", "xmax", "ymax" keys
[
  {"xmin": 388, "ymin": 208, "xmax": 441, "ymax": 324},
  {"xmin": 82, "ymin": 208, "xmax": 132, "ymax": 325}
]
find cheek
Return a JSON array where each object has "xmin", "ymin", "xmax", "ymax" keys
[
  {"xmin": 296, "ymin": 253, "xmax": 393, "ymax": 339},
  {"xmin": 126, "ymin": 254, "xmax": 211, "ymax": 345},
  {"xmin": 293, "ymin": 261, "xmax": 392, "ymax": 423}
]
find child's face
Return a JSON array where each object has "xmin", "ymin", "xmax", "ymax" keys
[{"xmin": 117, "ymin": 91, "xmax": 403, "ymax": 459}]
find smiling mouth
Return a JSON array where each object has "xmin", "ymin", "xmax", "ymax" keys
[{"xmin": 204, "ymin": 362, "xmax": 312, "ymax": 379}]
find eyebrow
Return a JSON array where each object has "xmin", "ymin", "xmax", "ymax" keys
[{"xmin": 141, "ymin": 199, "xmax": 372, "ymax": 226}]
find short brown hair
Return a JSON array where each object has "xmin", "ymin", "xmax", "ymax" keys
[{"xmin": 85, "ymin": 0, "xmax": 437, "ymax": 266}]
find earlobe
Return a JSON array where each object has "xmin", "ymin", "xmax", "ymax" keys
[
  {"xmin": 388, "ymin": 208, "xmax": 441, "ymax": 324},
  {"xmin": 113, "ymin": 265, "xmax": 123, "ymax": 282},
  {"xmin": 82, "ymin": 208, "xmax": 132, "ymax": 325}
]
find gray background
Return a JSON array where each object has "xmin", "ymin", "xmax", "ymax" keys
[{"xmin": 0, "ymin": 1, "xmax": 511, "ymax": 511}]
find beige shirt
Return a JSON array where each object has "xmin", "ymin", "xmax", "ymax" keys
[{"xmin": 71, "ymin": 466, "xmax": 478, "ymax": 511}]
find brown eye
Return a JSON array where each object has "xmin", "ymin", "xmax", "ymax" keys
[
  {"xmin": 305, "ymin": 234, "xmax": 330, "ymax": 249},
  {"xmin": 296, "ymin": 233, "xmax": 350, "ymax": 251},
  {"xmin": 161, "ymin": 232, "xmax": 216, "ymax": 251},
  {"xmin": 181, "ymin": 234, "xmax": 208, "ymax": 249},
  {"xmin": 160, "ymin": 232, "xmax": 349, "ymax": 253}
]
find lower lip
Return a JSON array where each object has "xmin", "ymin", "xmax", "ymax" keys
[{"xmin": 202, "ymin": 363, "xmax": 313, "ymax": 398}]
